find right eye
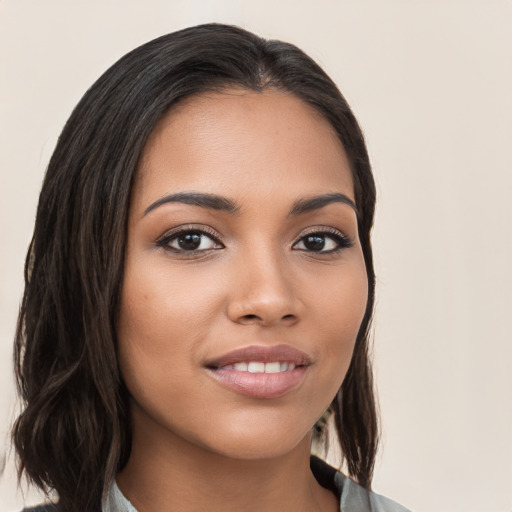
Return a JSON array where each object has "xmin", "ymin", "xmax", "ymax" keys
[{"xmin": 157, "ymin": 228, "xmax": 223, "ymax": 253}]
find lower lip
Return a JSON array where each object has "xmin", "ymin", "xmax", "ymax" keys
[{"xmin": 207, "ymin": 367, "xmax": 308, "ymax": 399}]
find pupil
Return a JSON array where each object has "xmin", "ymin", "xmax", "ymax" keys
[
  {"xmin": 178, "ymin": 232, "xmax": 201, "ymax": 250},
  {"xmin": 305, "ymin": 235, "xmax": 325, "ymax": 251}
]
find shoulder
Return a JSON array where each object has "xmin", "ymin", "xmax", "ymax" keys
[
  {"xmin": 310, "ymin": 456, "xmax": 412, "ymax": 512},
  {"xmin": 20, "ymin": 506, "xmax": 57, "ymax": 512},
  {"xmin": 335, "ymin": 472, "xmax": 411, "ymax": 512}
]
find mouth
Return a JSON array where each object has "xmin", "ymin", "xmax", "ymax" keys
[
  {"xmin": 205, "ymin": 345, "xmax": 311, "ymax": 399},
  {"xmin": 215, "ymin": 361, "xmax": 298, "ymax": 373}
]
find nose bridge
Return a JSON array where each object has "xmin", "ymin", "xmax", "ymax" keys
[{"xmin": 227, "ymin": 240, "xmax": 299, "ymax": 325}]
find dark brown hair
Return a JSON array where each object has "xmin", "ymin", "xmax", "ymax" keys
[{"xmin": 13, "ymin": 23, "xmax": 378, "ymax": 511}]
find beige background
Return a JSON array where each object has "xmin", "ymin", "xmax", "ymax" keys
[{"xmin": 1, "ymin": 1, "xmax": 511, "ymax": 510}]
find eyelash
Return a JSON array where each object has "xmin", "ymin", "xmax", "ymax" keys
[
  {"xmin": 292, "ymin": 228, "xmax": 354, "ymax": 254},
  {"xmin": 156, "ymin": 225, "xmax": 223, "ymax": 254},
  {"xmin": 155, "ymin": 226, "xmax": 353, "ymax": 255}
]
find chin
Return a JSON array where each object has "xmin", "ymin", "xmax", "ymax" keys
[
  {"xmin": 213, "ymin": 435, "xmax": 306, "ymax": 460},
  {"xmin": 129, "ymin": 387, "xmax": 328, "ymax": 464},
  {"xmin": 182, "ymin": 414, "xmax": 315, "ymax": 462}
]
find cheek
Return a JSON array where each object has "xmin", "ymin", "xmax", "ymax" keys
[
  {"xmin": 312, "ymin": 259, "xmax": 368, "ymax": 338},
  {"xmin": 307, "ymin": 257, "xmax": 368, "ymax": 392},
  {"xmin": 117, "ymin": 254, "xmax": 250, "ymax": 430},
  {"xmin": 116, "ymin": 260, "xmax": 218, "ymax": 397},
  {"xmin": 118, "ymin": 258, "xmax": 222, "ymax": 348}
]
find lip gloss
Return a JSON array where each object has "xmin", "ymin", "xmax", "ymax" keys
[
  {"xmin": 207, "ymin": 365, "xmax": 308, "ymax": 399},
  {"xmin": 204, "ymin": 344, "xmax": 311, "ymax": 399}
]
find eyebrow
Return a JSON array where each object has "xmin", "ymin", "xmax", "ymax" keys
[
  {"xmin": 144, "ymin": 192, "xmax": 240, "ymax": 216},
  {"xmin": 143, "ymin": 191, "xmax": 357, "ymax": 217},
  {"xmin": 288, "ymin": 193, "xmax": 358, "ymax": 216}
]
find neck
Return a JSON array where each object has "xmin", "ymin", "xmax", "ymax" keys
[{"xmin": 116, "ymin": 410, "xmax": 337, "ymax": 512}]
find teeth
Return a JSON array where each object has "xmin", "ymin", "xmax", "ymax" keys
[
  {"xmin": 265, "ymin": 362, "xmax": 281, "ymax": 373},
  {"xmin": 222, "ymin": 361, "xmax": 297, "ymax": 373},
  {"xmin": 247, "ymin": 362, "xmax": 265, "ymax": 373}
]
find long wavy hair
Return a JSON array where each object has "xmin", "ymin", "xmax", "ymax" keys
[{"xmin": 13, "ymin": 23, "xmax": 378, "ymax": 511}]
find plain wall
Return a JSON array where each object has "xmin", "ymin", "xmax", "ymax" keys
[{"xmin": 1, "ymin": 1, "xmax": 511, "ymax": 510}]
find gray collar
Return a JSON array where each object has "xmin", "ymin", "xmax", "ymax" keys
[
  {"xmin": 103, "ymin": 472, "xmax": 410, "ymax": 512},
  {"xmin": 103, "ymin": 480, "xmax": 137, "ymax": 512}
]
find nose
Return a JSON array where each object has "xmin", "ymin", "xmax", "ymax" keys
[{"xmin": 226, "ymin": 247, "xmax": 302, "ymax": 327}]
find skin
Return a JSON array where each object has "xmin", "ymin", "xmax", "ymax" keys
[{"xmin": 117, "ymin": 89, "xmax": 368, "ymax": 512}]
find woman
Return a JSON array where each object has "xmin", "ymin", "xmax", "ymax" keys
[{"xmin": 13, "ymin": 24, "xmax": 410, "ymax": 512}]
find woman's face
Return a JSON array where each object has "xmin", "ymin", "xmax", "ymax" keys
[{"xmin": 118, "ymin": 89, "xmax": 368, "ymax": 460}]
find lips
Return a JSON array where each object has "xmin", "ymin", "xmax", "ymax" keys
[
  {"xmin": 219, "ymin": 361, "xmax": 297, "ymax": 373},
  {"xmin": 205, "ymin": 345, "xmax": 311, "ymax": 399},
  {"xmin": 205, "ymin": 344, "xmax": 311, "ymax": 368}
]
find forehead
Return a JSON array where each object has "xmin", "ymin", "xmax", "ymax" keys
[{"xmin": 134, "ymin": 89, "xmax": 354, "ymax": 210}]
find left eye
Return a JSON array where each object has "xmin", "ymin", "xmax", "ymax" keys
[
  {"xmin": 160, "ymin": 230, "xmax": 222, "ymax": 252},
  {"xmin": 293, "ymin": 232, "xmax": 351, "ymax": 253}
]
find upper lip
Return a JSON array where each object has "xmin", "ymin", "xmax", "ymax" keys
[{"xmin": 205, "ymin": 344, "xmax": 312, "ymax": 368}]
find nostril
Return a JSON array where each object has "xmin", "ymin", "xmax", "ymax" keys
[
  {"xmin": 238, "ymin": 313, "xmax": 296, "ymax": 324},
  {"xmin": 242, "ymin": 314, "xmax": 259, "ymax": 321}
]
